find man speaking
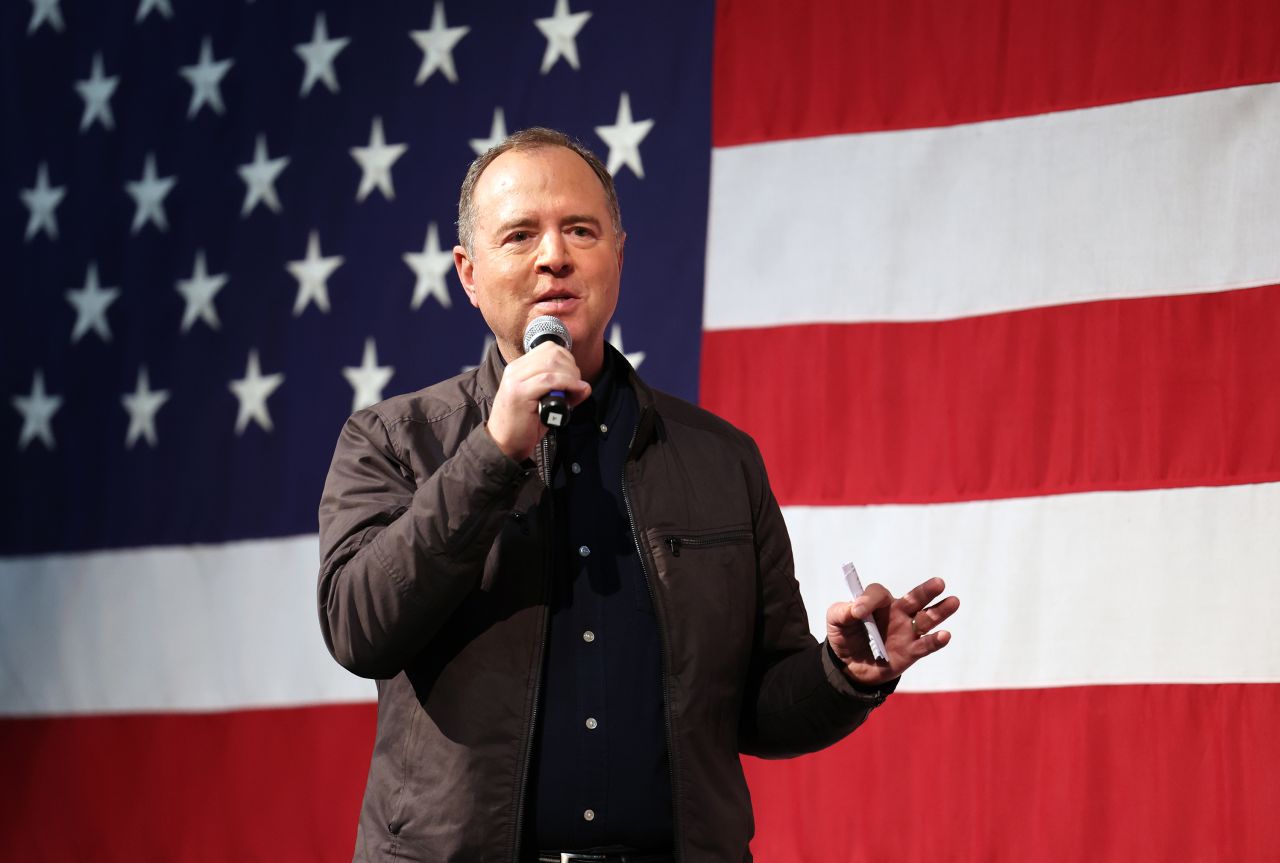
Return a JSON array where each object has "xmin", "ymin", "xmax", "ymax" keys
[{"xmin": 318, "ymin": 128, "xmax": 958, "ymax": 862}]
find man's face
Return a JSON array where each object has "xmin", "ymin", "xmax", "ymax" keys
[{"xmin": 454, "ymin": 146, "xmax": 624, "ymax": 376}]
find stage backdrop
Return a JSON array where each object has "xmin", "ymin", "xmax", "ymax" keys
[{"xmin": 3, "ymin": 1, "xmax": 1278, "ymax": 860}]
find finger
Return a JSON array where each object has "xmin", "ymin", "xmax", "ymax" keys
[
  {"xmin": 852, "ymin": 583, "xmax": 892, "ymax": 619},
  {"xmin": 511, "ymin": 342, "xmax": 580, "ymax": 379},
  {"xmin": 909, "ymin": 595, "xmax": 960, "ymax": 635},
  {"xmin": 826, "ymin": 600, "xmax": 863, "ymax": 629},
  {"xmin": 891, "ymin": 629, "xmax": 952, "ymax": 673},
  {"xmin": 895, "ymin": 577, "xmax": 946, "ymax": 617},
  {"xmin": 906, "ymin": 629, "xmax": 952, "ymax": 660},
  {"xmin": 518, "ymin": 371, "xmax": 590, "ymax": 402},
  {"xmin": 524, "ymin": 340, "xmax": 574, "ymax": 361}
]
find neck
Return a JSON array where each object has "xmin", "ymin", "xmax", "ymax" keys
[{"xmin": 575, "ymin": 344, "xmax": 606, "ymax": 385}]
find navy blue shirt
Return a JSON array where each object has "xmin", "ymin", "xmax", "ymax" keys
[{"xmin": 527, "ymin": 351, "xmax": 673, "ymax": 852}]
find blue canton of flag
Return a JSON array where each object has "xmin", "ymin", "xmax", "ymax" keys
[{"xmin": 2, "ymin": 0, "xmax": 714, "ymax": 557}]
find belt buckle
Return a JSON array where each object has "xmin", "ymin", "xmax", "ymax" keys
[{"xmin": 560, "ymin": 855, "xmax": 607, "ymax": 863}]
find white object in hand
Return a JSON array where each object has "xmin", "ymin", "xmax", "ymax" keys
[{"xmin": 842, "ymin": 562, "xmax": 888, "ymax": 662}]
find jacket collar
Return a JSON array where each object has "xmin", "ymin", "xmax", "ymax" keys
[
  {"xmin": 475, "ymin": 340, "xmax": 505, "ymax": 406},
  {"xmin": 611, "ymin": 344, "xmax": 662, "ymax": 457}
]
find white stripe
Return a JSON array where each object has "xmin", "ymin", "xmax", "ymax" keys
[
  {"xmin": 784, "ymin": 482, "xmax": 1280, "ymax": 693},
  {"xmin": 0, "ymin": 535, "xmax": 374, "ymax": 716},
  {"xmin": 705, "ymin": 82, "xmax": 1280, "ymax": 328},
  {"xmin": 6, "ymin": 484, "xmax": 1276, "ymax": 713}
]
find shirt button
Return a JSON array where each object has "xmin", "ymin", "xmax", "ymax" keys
[
  {"xmin": 583, "ymin": 809, "xmax": 596, "ymax": 822},
  {"xmin": 585, "ymin": 717, "xmax": 598, "ymax": 730},
  {"xmin": 582, "ymin": 630, "xmax": 595, "ymax": 643},
  {"xmin": 599, "ymin": 423, "xmax": 608, "ymax": 435},
  {"xmin": 578, "ymin": 545, "xmax": 590, "ymax": 557},
  {"xmin": 570, "ymin": 462, "xmax": 581, "ymax": 474}
]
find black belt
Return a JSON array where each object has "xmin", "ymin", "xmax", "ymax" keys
[{"xmin": 536, "ymin": 853, "xmax": 674, "ymax": 862}]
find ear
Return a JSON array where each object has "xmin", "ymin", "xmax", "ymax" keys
[{"xmin": 453, "ymin": 245, "xmax": 480, "ymax": 309}]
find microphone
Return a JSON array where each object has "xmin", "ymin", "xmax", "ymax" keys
[{"xmin": 522, "ymin": 316, "xmax": 573, "ymax": 427}]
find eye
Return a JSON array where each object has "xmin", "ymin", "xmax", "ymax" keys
[
  {"xmin": 568, "ymin": 225, "xmax": 597, "ymax": 241},
  {"xmin": 506, "ymin": 230, "xmax": 532, "ymax": 244}
]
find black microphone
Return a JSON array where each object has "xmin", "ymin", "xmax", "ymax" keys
[{"xmin": 522, "ymin": 316, "xmax": 573, "ymax": 428}]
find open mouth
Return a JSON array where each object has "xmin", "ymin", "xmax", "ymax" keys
[{"xmin": 534, "ymin": 294, "xmax": 579, "ymax": 306}]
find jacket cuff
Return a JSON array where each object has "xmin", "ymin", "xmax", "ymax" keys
[
  {"xmin": 462, "ymin": 422, "xmax": 533, "ymax": 488},
  {"xmin": 822, "ymin": 639, "xmax": 900, "ymax": 706}
]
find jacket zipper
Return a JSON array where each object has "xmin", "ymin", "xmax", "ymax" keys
[
  {"xmin": 511, "ymin": 433, "xmax": 555, "ymax": 861},
  {"xmin": 665, "ymin": 530, "xmax": 753, "ymax": 557},
  {"xmin": 621, "ymin": 422, "xmax": 682, "ymax": 861}
]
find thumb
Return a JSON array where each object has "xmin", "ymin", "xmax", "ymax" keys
[{"xmin": 827, "ymin": 600, "xmax": 861, "ymax": 628}]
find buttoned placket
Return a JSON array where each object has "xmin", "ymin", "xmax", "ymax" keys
[
  {"xmin": 565, "ymin": 412, "xmax": 610, "ymax": 832},
  {"xmin": 563, "ymin": 385, "xmax": 629, "ymax": 832},
  {"xmin": 528, "ymin": 354, "xmax": 670, "ymax": 849}
]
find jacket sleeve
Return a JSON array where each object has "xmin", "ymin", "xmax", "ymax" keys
[
  {"xmin": 737, "ymin": 439, "xmax": 896, "ymax": 759},
  {"xmin": 317, "ymin": 407, "xmax": 531, "ymax": 679}
]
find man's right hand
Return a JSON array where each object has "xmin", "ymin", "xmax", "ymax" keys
[{"xmin": 486, "ymin": 342, "xmax": 592, "ymax": 462}]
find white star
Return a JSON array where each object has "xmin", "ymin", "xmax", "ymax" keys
[
  {"xmin": 237, "ymin": 134, "xmax": 290, "ymax": 216},
  {"xmin": 229, "ymin": 349, "xmax": 284, "ymax": 435},
  {"xmin": 609, "ymin": 322, "xmax": 645, "ymax": 370},
  {"xmin": 27, "ymin": 0, "xmax": 64, "ymax": 35},
  {"xmin": 75, "ymin": 53, "xmax": 119, "ymax": 133},
  {"xmin": 463, "ymin": 335, "xmax": 495, "ymax": 373},
  {"xmin": 469, "ymin": 106, "xmax": 508, "ymax": 156},
  {"xmin": 20, "ymin": 162, "xmax": 66, "ymax": 242},
  {"xmin": 176, "ymin": 250, "xmax": 228, "ymax": 333},
  {"xmin": 403, "ymin": 222, "xmax": 455, "ymax": 311},
  {"xmin": 343, "ymin": 338, "xmax": 395, "ymax": 413},
  {"xmin": 534, "ymin": 0, "xmax": 591, "ymax": 74},
  {"xmin": 135, "ymin": 0, "xmax": 172, "ymax": 23},
  {"xmin": 125, "ymin": 152, "xmax": 177, "ymax": 234},
  {"xmin": 121, "ymin": 366, "xmax": 170, "ymax": 448},
  {"xmin": 595, "ymin": 91, "xmax": 654, "ymax": 179},
  {"xmin": 351, "ymin": 116, "xmax": 408, "ymax": 203},
  {"xmin": 179, "ymin": 36, "xmax": 234, "ymax": 118},
  {"xmin": 410, "ymin": 1, "xmax": 469, "ymax": 85},
  {"xmin": 65, "ymin": 262, "xmax": 121, "ymax": 343},
  {"xmin": 286, "ymin": 230, "xmax": 343, "ymax": 316},
  {"xmin": 295, "ymin": 12, "xmax": 350, "ymax": 96},
  {"xmin": 12, "ymin": 370, "xmax": 63, "ymax": 451}
]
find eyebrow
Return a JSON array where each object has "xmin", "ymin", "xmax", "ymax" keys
[{"xmin": 493, "ymin": 213, "xmax": 603, "ymax": 235}]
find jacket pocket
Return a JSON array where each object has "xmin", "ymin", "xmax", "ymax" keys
[
  {"xmin": 637, "ymin": 529, "xmax": 754, "ymax": 613},
  {"xmin": 662, "ymin": 529, "xmax": 753, "ymax": 558},
  {"xmin": 385, "ymin": 699, "xmax": 422, "ymax": 841},
  {"xmin": 647, "ymin": 526, "xmax": 757, "ymax": 676}
]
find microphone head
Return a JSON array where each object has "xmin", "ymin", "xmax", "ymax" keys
[{"xmin": 522, "ymin": 315, "xmax": 572, "ymax": 353}]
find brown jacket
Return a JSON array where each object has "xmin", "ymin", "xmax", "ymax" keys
[{"xmin": 318, "ymin": 346, "xmax": 892, "ymax": 862}]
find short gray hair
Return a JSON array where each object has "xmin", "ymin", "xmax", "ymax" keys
[{"xmin": 456, "ymin": 127, "xmax": 623, "ymax": 255}]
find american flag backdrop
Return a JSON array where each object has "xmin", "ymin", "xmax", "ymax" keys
[{"xmin": 3, "ymin": 0, "xmax": 1279, "ymax": 861}]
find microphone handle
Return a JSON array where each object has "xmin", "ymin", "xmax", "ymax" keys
[
  {"xmin": 527, "ymin": 331, "xmax": 571, "ymax": 427},
  {"xmin": 540, "ymin": 391, "xmax": 569, "ymax": 427}
]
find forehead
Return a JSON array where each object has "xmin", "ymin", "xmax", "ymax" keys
[{"xmin": 472, "ymin": 146, "xmax": 610, "ymax": 223}]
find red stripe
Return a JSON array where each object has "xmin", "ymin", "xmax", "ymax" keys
[
  {"xmin": 744, "ymin": 683, "xmax": 1280, "ymax": 862},
  {"xmin": 713, "ymin": 0, "xmax": 1280, "ymax": 146},
  {"xmin": 5, "ymin": 688, "xmax": 1274, "ymax": 859},
  {"xmin": 699, "ymin": 285, "xmax": 1280, "ymax": 506},
  {"xmin": 0, "ymin": 704, "xmax": 375, "ymax": 862}
]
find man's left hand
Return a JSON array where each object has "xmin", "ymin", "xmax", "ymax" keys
[{"xmin": 826, "ymin": 577, "xmax": 959, "ymax": 689}]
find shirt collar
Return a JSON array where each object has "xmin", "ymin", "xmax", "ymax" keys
[{"xmin": 582, "ymin": 344, "xmax": 620, "ymax": 426}]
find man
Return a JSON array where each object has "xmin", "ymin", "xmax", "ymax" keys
[{"xmin": 318, "ymin": 128, "xmax": 958, "ymax": 862}]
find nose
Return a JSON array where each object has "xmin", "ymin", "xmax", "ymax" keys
[{"xmin": 535, "ymin": 231, "xmax": 573, "ymax": 277}]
